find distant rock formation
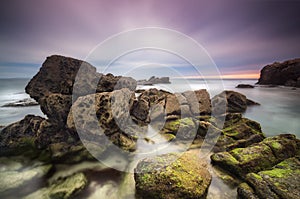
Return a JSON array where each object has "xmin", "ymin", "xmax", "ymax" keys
[
  {"xmin": 137, "ymin": 76, "xmax": 170, "ymax": 85},
  {"xmin": 1, "ymin": 98, "xmax": 38, "ymax": 107},
  {"xmin": 257, "ymin": 58, "xmax": 300, "ymax": 87}
]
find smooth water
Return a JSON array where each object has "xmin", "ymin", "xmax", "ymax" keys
[{"xmin": 0, "ymin": 78, "xmax": 44, "ymax": 127}]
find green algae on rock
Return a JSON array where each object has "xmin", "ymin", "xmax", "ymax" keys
[
  {"xmin": 237, "ymin": 156, "xmax": 300, "ymax": 199},
  {"xmin": 24, "ymin": 172, "xmax": 88, "ymax": 199},
  {"xmin": 134, "ymin": 152, "xmax": 211, "ymax": 199},
  {"xmin": 211, "ymin": 134, "xmax": 300, "ymax": 179}
]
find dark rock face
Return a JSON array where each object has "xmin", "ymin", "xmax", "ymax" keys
[
  {"xmin": 236, "ymin": 84, "xmax": 254, "ymax": 88},
  {"xmin": 257, "ymin": 58, "xmax": 300, "ymax": 87},
  {"xmin": 134, "ymin": 152, "xmax": 212, "ymax": 199},
  {"xmin": 237, "ymin": 156, "xmax": 300, "ymax": 199},
  {"xmin": 211, "ymin": 134, "xmax": 300, "ymax": 179},
  {"xmin": 25, "ymin": 55, "xmax": 137, "ymax": 126},
  {"xmin": 212, "ymin": 91, "xmax": 259, "ymax": 114},
  {"xmin": 67, "ymin": 88, "xmax": 136, "ymax": 152}
]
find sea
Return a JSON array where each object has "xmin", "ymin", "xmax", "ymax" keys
[
  {"xmin": 0, "ymin": 78, "xmax": 299, "ymax": 198},
  {"xmin": 2, "ymin": 78, "xmax": 298, "ymax": 137}
]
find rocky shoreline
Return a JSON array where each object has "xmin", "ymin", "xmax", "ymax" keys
[
  {"xmin": 257, "ymin": 58, "xmax": 300, "ymax": 88},
  {"xmin": 0, "ymin": 55, "xmax": 299, "ymax": 199}
]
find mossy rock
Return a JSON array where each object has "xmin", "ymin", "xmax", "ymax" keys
[
  {"xmin": 211, "ymin": 134, "xmax": 299, "ymax": 179},
  {"xmin": 134, "ymin": 152, "xmax": 211, "ymax": 199},
  {"xmin": 24, "ymin": 172, "xmax": 88, "ymax": 199},
  {"xmin": 162, "ymin": 118, "xmax": 197, "ymax": 140},
  {"xmin": 238, "ymin": 156, "xmax": 300, "ymax": 199}
]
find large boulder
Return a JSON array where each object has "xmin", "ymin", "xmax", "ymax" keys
[
  {"xmin": 212, "ymin": 91, "xmax": 259, "ymax": 114},
  {"xmin": 257, "ymin": 58, "xmax": 300, "ymax": 87},
  {"xmin": 211, "ymin": 134, "xmax": 300, "ymax": 179},
  {"xmin": 237, "ymin": 156, "xmax": 300, "ymax": 199},
  {"xmin": 25, "ymin": 55, "xmax": 137, "ymax": 126},
  {"xmin": 134, "ymin": 152, "xmax": 212, "ymax": 199},
  {"xmin": 67, "ymin": 88, "xmax": 136, "ymax": 152}
]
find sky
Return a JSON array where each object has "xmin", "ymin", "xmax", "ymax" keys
[{"xmin": 0, "ymin": 0, "xmax": 300, "ymax": 79}]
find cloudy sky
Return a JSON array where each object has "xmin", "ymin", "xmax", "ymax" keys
[{"xmin": 0, "ymin": 0, "xmax": 300, "ymax": 78}]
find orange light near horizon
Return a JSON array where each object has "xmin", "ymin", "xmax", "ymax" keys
[
  {"xmin": 176, "ymin": 73, "xmax": 260, "ymax": 79},
  {"xmin": 220, "ymin": 73, "xmax": 260, "ymax": 79}
]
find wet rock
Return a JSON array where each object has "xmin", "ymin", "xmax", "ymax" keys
[
  {"xmin": 236, "ymin": 84, "xmax": 255, "ymax": 88},
  {"xmin": 212, "ymin": 91, "xmax": 259, "ymax": 114},
  {"xmin": 257, "ymin": 58, "xmax": 300, "ymax": 87},
  {"xmin": 182, "ymin": 89, "xmax": 211, "ymax": 115},
  {"xmin": 134, "ymin": 152, "xmax": 212, "ymax": 199},
  {"xmin": 238, "ymin": 156, "xmax": 300, "ymax": 199},
  {"xmin": 0, "ymin": 115, "xmax": 45, "ymax": 156},
  {"xmin": 67, "ymin": 88, "xmax": 136, "ymax": 152},
  {"xmin": 162, "ymin": 117, "xmax": 197, "ymax": 140},
  {"xmin": 24, "ymin": 172, "xmax": 88, "ymax": 199},
  {"xmin": 212, "ymin": 114, "xmax": 265, "ymax": 152},
  {"xmin": 211, "ymin": 134, "xmax": 300, "ymax": 179}
]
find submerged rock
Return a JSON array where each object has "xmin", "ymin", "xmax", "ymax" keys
[
  {"xmin": 0, "ymin": 163, "xmax": 52, "ymax": 195},
  {"xmin": 211, "ymin": 134, "xmax": 300, "ymax": 179},
  {"xmin": 237, "ymin": 156, "xmax": 300, "ymax": 199},
  {"xmin": 212, "ymin": 91, "xmax": 259, "ymax": 114},
  {"xmin": 236, "ymin": 84, "xmax": 254, "ymax": 89},
  {"xmin": 257, "ymin": 58, "xmax": 300, "ymax": 87},
  {"xmin": 24, "ymin": 172, "xmax": 87, "ymax": 199},
  {"xmin": 134, "ymin": 152, "xmax": 212, "ymax": 199}
]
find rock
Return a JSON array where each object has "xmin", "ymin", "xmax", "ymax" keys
[
  {"xmin": 67, "ymin": 88, "xmax": 136, "ymax": 152},
  {"xmin": 0, "ymin": 115, "xmax": 45, "ymax": 156},
  {"xmin": 39, "ymin": 93, "xmax": 72, "ymax": 126},
  {"xmin": 212, "ymin": 113, "xmax": 265, "ymax": 152},
  {"xmin": 236, "ymin": 84, "xmax": 254, "ymax": 88},
  {"xmin": 211, "ymin": 134, "xmax": 300, "ymax": 179},
  {"xmin": 134, "ymin": 152, "xmax": 212, "ymax": 199},
  {"xmin": 130, "ymin": 89, "xmax": 169, "ymax": 123},
  {"xmin": 24, "ymin": 172, "xmax": 87, "ymax": 199},
  {"xmin": 1, "ymin": 98, "xmax": 38, "ymax": 107},
  {"xmin": 25, "ymin": 55, "xmax": 137, "ymax": 125},
  {"xmin": 162, "ymin": 117, "xmax": 197, "ymax": 140},
  {"xmin": 137, "ymin": 76, "xmax": 170, "ymax": 85},
  {"xmin": 257, "ymin": 58, "xmax": 300, "ymax": 87},
  {"xmin": 182, "ymin": 89, "xmax": 211, "ymax": 115},
  {"xmin": 0, "ymin": 164, "xmax": 52, "ymax": 195},
  {"xmin": 212, "ymin": 91, "xmax": 259, "ymax": 114},
  {"xmin": 238, "ymin": 156, "xmax": 300, "ymax": 199}
]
